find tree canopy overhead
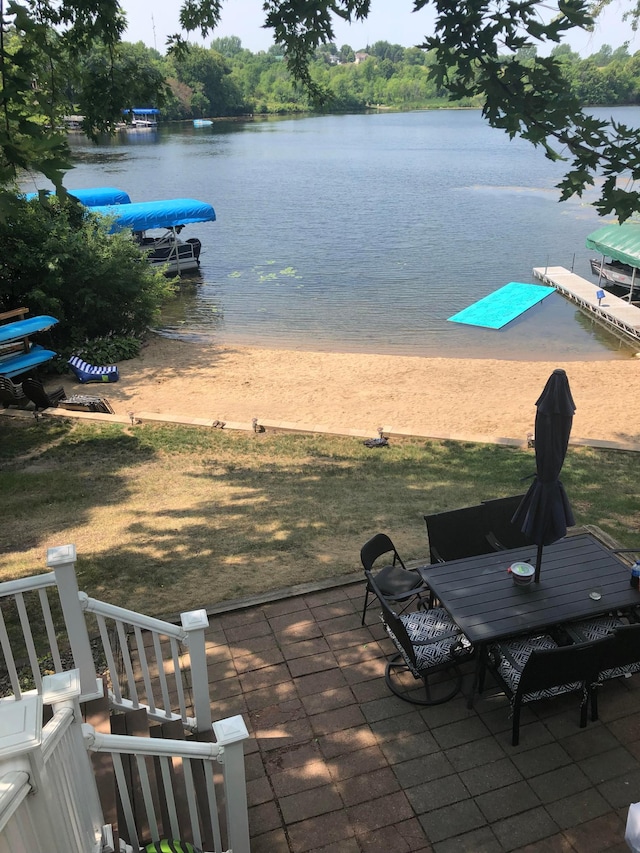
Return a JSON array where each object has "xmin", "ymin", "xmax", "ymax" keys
[{"xmin": 2, "ymin": 0, "xmax": 640, "ymax": 219}]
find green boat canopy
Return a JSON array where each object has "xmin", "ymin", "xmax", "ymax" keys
[{"xmin": 585, "ymin": 222, "xmax": 640, "ymax": 268}]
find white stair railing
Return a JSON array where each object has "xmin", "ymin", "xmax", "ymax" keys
[
  {"xmin": 0, "ymin": 672, "xmax": 104, "ymax": 853},
  {"xmin": 81, "ymin": 595, "xmax": 212, "ymax": 733},
  {"xmin": 0, "ymin": 545, "xmax": 212, "ymax": 734},
  {"xmin": 0, "ymin": 672, "xmax": 251, "ymax": 853},
  {"xmin": 83, "ymin": 716, "xmax": 250, "ymax": 853}
]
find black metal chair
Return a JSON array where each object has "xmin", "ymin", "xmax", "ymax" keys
[
  {"xmin": 0, "ymin": 376, "xmax": 31, "ymax": 408},
  {"xmin": 479, "ymin": 633, "xmax": 610, "ymax": 746},
  {"xmin": 21, "ymin": 377, "xmax": 66, "ymax": 410},
  {"xmin": 365, "ymin": 569, "xmax": 474, "ymax": 705},
  {"xmin": 360, "ymin": 533, "xmax": 430, "ymax": 625},
  {"xmin": 424, "ymin": 504, "xmax": 495, "ymax": 563},
  {"xmin": 481, "ymin": 494, "xmax": 534, "ymax": 550}
]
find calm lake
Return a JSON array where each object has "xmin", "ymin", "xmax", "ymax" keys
[{"xmin": 53, "ymin": 107, "xmax": 640, "ymax": 360}]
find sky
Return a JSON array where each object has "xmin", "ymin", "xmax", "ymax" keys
[{"xmin": 121, "ymin": 0, "xmax": 635, "ymax": 58}]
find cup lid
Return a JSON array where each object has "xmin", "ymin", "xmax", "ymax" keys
[{"xmin": 510, "ymin": 562, "xmax": 535, "ymax": 577}]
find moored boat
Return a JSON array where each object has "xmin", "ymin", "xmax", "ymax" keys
[
  {"xmin": 586, "ymin": 221, "xmax": 640, "ymax": 299},
  {"xmin": 90, "ymin": 198, "xmax": 216, "ymax": 275}
]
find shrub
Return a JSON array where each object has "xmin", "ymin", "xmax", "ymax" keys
[{"xmin": 0, "ymin": 197, "xmax": 176, "ymax": 355}]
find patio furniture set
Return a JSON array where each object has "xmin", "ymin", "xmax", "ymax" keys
[{"xmin": 361, "ymin": 500, "xmax": 640, "ymax": 747}]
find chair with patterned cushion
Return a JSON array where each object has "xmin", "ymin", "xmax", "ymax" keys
[
  {"xmin": 480, "ymin": 634, "xmax": 610, "ymax": 745},
  {"xmin": 365, "ymin": 569, "xmax": 474, "ymax": 705},
  {"xmin": 360, "ymin": 533, "xmax": 430, "ymax": 625},
  {"xmin": 564, "ymin": 613, "xmax": 626, "ymax": 644},
  {"xmin": 598, "ymin": 623, "xmax": 640, "ymax": 683}
]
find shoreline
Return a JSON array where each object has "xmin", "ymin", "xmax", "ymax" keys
[{"xmin": 55, "ymin": 335, "xmax": 640, "ymax": 447}]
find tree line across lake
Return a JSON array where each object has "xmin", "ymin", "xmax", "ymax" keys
[{"xmin": 101, "ymin": 37, "xmax": 640, "ymax": 121}]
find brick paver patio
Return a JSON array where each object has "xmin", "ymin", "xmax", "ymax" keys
[{"xmin": 203, "ymin": 581, "xmax": 638, "ymax": 852}]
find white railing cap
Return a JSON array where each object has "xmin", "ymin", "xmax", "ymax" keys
[
  {"xmin": 180, "ymin": 609, "xmax": 209, "ymax": 631},
  {"xmin": 212, "ymin": 715, "xmax": 250, "ymax": 746},
  {"xmin": 0, "ymin": 695, "xmax": 43, "ymax": 758},
  {"xmin": 46, "ymin": 544, "xmax": 77, "ymax": 567},
  {"xmin": 42, "ymin": 670, "xmax": 81, "ymax": 704}
]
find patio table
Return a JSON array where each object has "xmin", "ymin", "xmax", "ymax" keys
[{"xmin": 417, "ymin": 532, "xmax": 640, "ymax": 704}]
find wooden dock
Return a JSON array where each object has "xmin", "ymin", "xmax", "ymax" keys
[{"xmin": 533, "ymin": 265, "xmax": 640, "ymax": 348}]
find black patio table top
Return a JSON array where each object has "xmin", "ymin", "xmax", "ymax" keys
[{"xmin": 417, "ymin": 533, "xmax": 640, "ymax": 646}]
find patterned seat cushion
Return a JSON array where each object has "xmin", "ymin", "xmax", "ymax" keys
[
  {"xmin": 490, "ymin": 634, "xmax": 582, "ymax": 703},
  {"xmin": 385, "ymin": 608, "xmax": 471, "ymax": 675},
  {"xmin": 566, "ymin": 614, "xmax": 624, "ymax": 643}
]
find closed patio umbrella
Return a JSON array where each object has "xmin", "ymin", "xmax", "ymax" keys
[{"xmin": 512, "ymin": 369, "xmax": 576, "ymax": 583}]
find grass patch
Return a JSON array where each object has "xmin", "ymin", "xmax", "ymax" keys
[{"xmin": 1, "ymin": 418, "xmax": 639, "ymax": 619}]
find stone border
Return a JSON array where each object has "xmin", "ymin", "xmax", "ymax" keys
[{"xmin": 2, "ymin": 405, "xmax": 640, "ymax": 453}]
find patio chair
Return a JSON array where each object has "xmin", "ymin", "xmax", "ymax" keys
[
  {"xmin": 365, "ymin": 569, "xmax": 474, "ymax": 705},
  {"xmin": 424, "ymin": 504, "xmax": 495, "ymax": 563},
  {"xmin": 21, "ymin": 377, "xmax": 66, "ymax": 410},
  {"xmin": 567, "ymin": 617, "xmax": 640, "ymax": 685},
  {"xmin": 360, "ymin": 533, "xmax": 430, "ymax": 625},
  {"xmin": 481, "ymin": 494, "xmax": 534, "ymax": 550},
  {"xmin": 0, "ymin": 376, "xmax": 31, "ymax": 408},
  {"xmin": 479, "ymin": 633, "xmax": 609, "ymax": 746}
]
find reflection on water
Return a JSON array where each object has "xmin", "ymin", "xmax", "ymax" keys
[{"xmin": 61, "ymin": 108, "xmax": 640, "ymax": 360}]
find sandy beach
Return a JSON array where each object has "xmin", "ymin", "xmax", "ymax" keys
[{"xmin": 58, "ymin": 335, "xmax": 640, "ymax": 448}]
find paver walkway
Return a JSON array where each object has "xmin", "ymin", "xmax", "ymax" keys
[{"xmin": 202, "ymin": 582, "xmax": 639, "ymax": 852}]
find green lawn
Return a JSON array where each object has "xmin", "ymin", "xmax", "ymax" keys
[{"xmin": 1, "ymin": 417, "xmax": 638, "ymax": 619}]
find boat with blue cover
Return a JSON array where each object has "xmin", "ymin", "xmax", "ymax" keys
[
  {"xmin": 587, "ymin": 221, "xmax": 640, "ymax": 300},
  {"xmin": 91, "ymin": 198, "xmax": 217, "ymax": 274},
  {"xmin": 24, "ymin": 187, "xmax": 132, "ymax": 206}
]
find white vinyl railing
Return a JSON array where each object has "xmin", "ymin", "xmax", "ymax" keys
[
  {"xmin": 0, "ymin": 545, "xmax": 212, "ymax": 734},
  {"xmin": 0, "ymin": 672, "xmax": 250, "ymax": 853}
]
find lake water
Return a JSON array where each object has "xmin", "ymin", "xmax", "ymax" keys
[{"xmin": 55, "ymin": 107, "xmax": 640, "ymax": 360}]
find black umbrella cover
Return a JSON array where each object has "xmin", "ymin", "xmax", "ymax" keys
[{"xmin": 513, "ymin": 369, "xmax": 576, "ymax": 552}]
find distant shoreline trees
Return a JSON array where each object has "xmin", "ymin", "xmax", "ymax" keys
[{"xmin": 149, "ymin": 37, "xmax": 640, "ymax": 121}]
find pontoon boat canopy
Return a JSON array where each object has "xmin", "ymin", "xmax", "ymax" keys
[
  {"xmin": 25, "ymin": 187, "xmax": 131, "ymax": 206},
  {"xmin": 585, "ymin": 222, "xmax": 640, "ymax": 268},
  {"xmin": 91, "ymin": 199, "xmax": 216, "ymax": 233}
]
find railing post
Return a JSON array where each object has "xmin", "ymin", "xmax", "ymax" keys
[
  {"xmin": 181, "ymin": 609, "xmax": 212, "ymax": 733},
  {"xmin": 47, "ymin": 545, "xmax": 101, "ymax": 701},
  {"xmin": 213, "ymin": 715, "xmax": 251, "ymax": 853}
]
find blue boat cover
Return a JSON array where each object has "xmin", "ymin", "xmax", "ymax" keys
[
  {"xmin": 448, "ymin": 282, "xmax": 555, "ymax": 329},
  {"xmin": 91, "ymin": 199, "xmax": 217, "ymax": 233},
  {"xmin": 70, "ymin": 188, "xmax": 131, "ymax": 206},
  {"xmin": 0, "ymin": 315, "xmax": 58, "ymax": 344},
  {"xmin": 129, "ymin": 108, "xmax": 159, "ymax": 115},
  {"xmin": 24, "ymin": 187, "xmax": 131, "ymax": 206}
]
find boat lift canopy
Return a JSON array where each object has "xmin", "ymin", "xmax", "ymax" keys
[
  {"xmin": 90, "ymin": 198, "xmax": 216, "ymax": 233},
  {"xmin": 24, "ymin": 187, "xmax": 132, "ymax": 206},
  {"xmin": 586, "ymin": 222, "xmax": 640, "ymax": 268}
]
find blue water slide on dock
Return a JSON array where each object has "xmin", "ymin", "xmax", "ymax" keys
[
  {"xmin": 0, "ymin": 315, "xmax": 59, "ymax": 343},
  {"xmin": 24, "ymin": 188, "xmax": 132, "ymax": 206}
]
